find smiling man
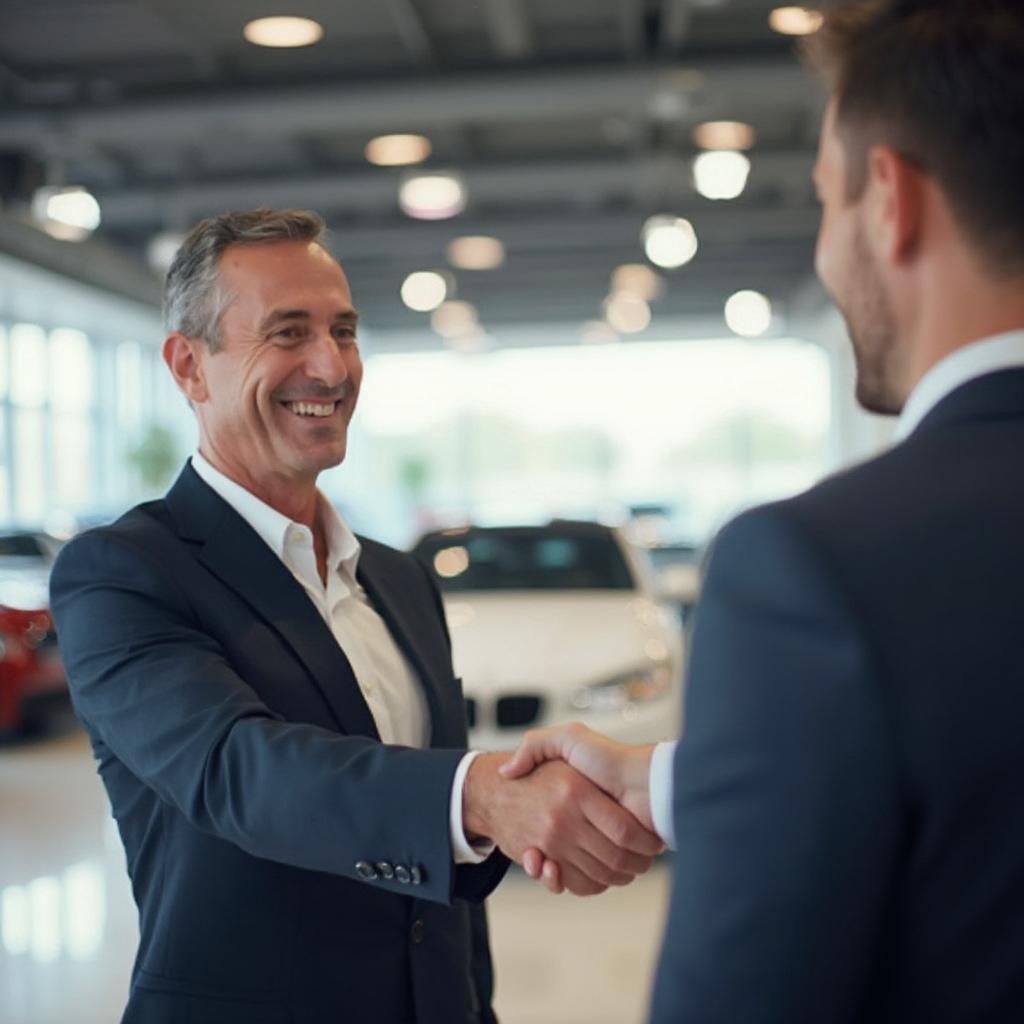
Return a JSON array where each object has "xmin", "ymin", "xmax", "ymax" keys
[{"xmin": 49, "ymin": 209, "xmax": 662, "ymax": 1024}]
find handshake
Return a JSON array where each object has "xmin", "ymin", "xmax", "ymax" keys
[{"xmin": 462, "ymin": 723, "xmax": 665, "ymax": 896}]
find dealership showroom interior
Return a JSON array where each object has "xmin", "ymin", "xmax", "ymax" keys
[{"xmin": 8, "ymin": 1, "xmax": 1016, "ymax": 1023}]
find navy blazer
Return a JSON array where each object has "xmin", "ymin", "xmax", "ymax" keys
[
  {"xmin": 50, "ymin": 463, "xmax": 508, "ymax": 1024},
  {"xmin": 651, "ymin": 369, "xmax": 1024, "ymax": 1023}
]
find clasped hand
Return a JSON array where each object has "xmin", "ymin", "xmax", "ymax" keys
[{"xmin": 463, "ymin": 724, "xmax": 660, "ymax": 897}]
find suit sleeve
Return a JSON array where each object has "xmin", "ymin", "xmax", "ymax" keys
[
  {"xmin": 50, "ymin": 528, "xmax": 504, "ymax": 906},
  {"xmin": 649, "ymin": 506, "xmax": 903, "ymax": 1024}
]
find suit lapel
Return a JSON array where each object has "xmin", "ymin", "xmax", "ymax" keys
[
  {"xmin": 356, "ymin": 544, "xmax": 458, "ymax": 748},
  {"xmin": 165, "ymin": 464, "xmax": 380, "ymax": 740}
]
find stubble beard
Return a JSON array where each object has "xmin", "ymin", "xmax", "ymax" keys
[{"xmin": 842, "ymin": 224, "xmax": 904, "ymax": 416}]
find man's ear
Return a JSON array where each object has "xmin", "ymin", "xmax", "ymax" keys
[
  {"xmin": 865, "ymin": 145, "xmax": 925, "ymax": 266},
  {"xmin": 162, "ymin": 332, "xmax": 209, "ymax": 404}
]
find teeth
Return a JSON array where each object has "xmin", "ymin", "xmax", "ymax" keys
[{"xmin": 287, "ymin": 401, "xmax": 336, "ymax": 417}]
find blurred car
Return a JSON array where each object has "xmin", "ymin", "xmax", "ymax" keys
[
  {"xmin": 412, "ymin": 521, "xmax": 684, "ymax": 750},
  {"xmin": 0, "ymin": 532, "xmax": 67, "ymax": 735}
]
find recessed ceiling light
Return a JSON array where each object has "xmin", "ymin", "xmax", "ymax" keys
[
  {"xmin": 725, "ymin": 290, "xmax": 773, "ymax": 337},
  {"xmin": 243, "ymin": 16, "xmax": 324, "ymax": 48},
  {"xmin": 400, "ymin": 271, "xmax": 448, "ymax": 312},
  {"xmin": 147, "ymin": 231, "xmax": 186, "ymax": 274},
  {"xmin": 365, "ymin": 134, "xmax": 432, "ymax": 167},
  {"xmin": 642, "ymin": 215, "xmax": 698, "ymax": 269},
  {"xmin": 447, "ymin": 236, "xmax": 505, "ymax": 271},
  {"xmin": 431, "ymin": 300, "xmax": 479, "ymax": 338},
  {"xmin": 611, "ymin": 263, "xmax": 663, "ymax": 301},
  {"xmin": 581, "ymin": 321, "xmax": 619, "ymax": 344},
  {"xmin": 603, "ymin": 293, "xmax": 651, "ymax": 334},
  {"xmin": 769, "ymin": 6, "xmax": 824, "ymax": 36},
  {"xmin": 32, "ymin": 186, "xmax": 101, "ymax": 242},
  {"xmin": 400, "ymin": 173, "xmax": 466, "ymax": 221},
  {"xmin": 693, "ymin": 151, "xmax": 751, "ymax": 201},
  {"xmin": 693, "ymin": 120, "xmax": 756, "ymax": 152}
]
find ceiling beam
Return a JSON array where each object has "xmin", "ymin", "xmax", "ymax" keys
[
  {"xmin": 384, "ymin": 0, "xmax": 438, "ymax": 66},
  {"xmin": 658, "ymin": 0, "xmax": 693, "ymax": 54},
  {"xmin": 481, "ymin": 0, "xmax": 534, "ymax": 60},
  {"xmin": 0, "ymin": 59, "xmax": 813, "ymax": 151},
  {"xmin": 91, "ymin": 149, "xmax": 815, "ymax": 228}
]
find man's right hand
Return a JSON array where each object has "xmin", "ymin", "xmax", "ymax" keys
[
  {"xmin": 500, "ymin": 722, "xmax": 656, "ymax": 832},
  {"xmin": 463, "ymin": 751, "xmax": 663, "ymax": 896}
]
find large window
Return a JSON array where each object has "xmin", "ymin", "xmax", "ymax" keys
[{"xmin": 329, "ymin": 338, "xmax": 831, "ymax": 548}]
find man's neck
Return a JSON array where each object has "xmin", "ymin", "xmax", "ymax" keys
[
  {"xmin": 899, "ymin": 263, "xmax": 1024, "ymax": 401},
  {"xmin": 197, "ymin": 444, "xmax": 320, "ymax": 529}
]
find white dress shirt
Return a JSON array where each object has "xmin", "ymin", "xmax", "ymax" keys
[
  {"xmin": 649, "ymin": 328, "xmax": 1024, "ymax": 849},
  {"xmin": 191, "ymin": 452, "xmax": 490, "ymax": 864}
]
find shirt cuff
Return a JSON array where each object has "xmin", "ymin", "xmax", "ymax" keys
[
  {"xmin": 649, "ymin": 740, "xmax": 678, "ymax": 851},
  {"xmin": 450, "ymin": 750, "xmax": 497, "ymax": 865}
]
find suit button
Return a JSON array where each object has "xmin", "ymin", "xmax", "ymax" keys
[
  {"xmin": 410, "ymin": 918, "xmax": 425, "ymax": 944},
  {"xmin": 376, "ymin": 861, "xmax": 395, "ymax": 880},
  {"xmin": 355, "ymin": 861, "xmax": 378, "ymax": 881},
  {"xmin": 410, "ymin": 866, "xmax": 422, "ymax": 885},
  {"xmin": 395, "ymin": 865, "xmax": 412, "ymax": 884}
]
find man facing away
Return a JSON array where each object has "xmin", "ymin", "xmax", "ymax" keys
[
  {"xmin": 505, "ymin": 1, "xmax": 1024, "ymax": 1020},
  {"xmin": 50, "ymin": 209, "xmax": 663, "ymax": 1024}
]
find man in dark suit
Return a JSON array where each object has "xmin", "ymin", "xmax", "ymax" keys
[
  {"xmin": 50, "ymin": 208, "xmax": 662, "ymax": 1024},
  {"xmin": 502, "ymin": 1, "xmax": 1024, "ymax": 1020}
]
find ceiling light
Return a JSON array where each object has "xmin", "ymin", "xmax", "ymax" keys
[
  {"xmin": 693, "ymin": 120, "xmax": 756, "ymax": 152},
  {"xmin": 611, "ymin": 263, "xmax": 663, "ymax": 301},
  {"xmin": 581, "ymin": 320, "xmax": 620, "ymax": 344},
  {"xmin": 642, "ymin": 215, "xmax": 698, "ymax": 269},
  {"xmin": 399, "ymin": 173, "xmax": 466, "ymax": 221},
  {"xmin": 365, "ymin": 134, "xmax": 431, "ymax": 167},
  {"xmin": 146, "ymin": 231, "xmax": 186, "ymax": 274},
  {"xmin": 447, "ymin": 236, "xmax": 505, "ymax": 270},
  {"xmin": 32, "ymin": 186, "xmax": 101, "ymax": 242},
  {"xmin": 725, "ymin": 290, "xmax": 773, "ymax": 337},
  {"xmin": 243, "ymin": 16, "xmax": 324, "ymax": 47},
  {"xmin": 400, "ymin": 271, "xmax": 448, "ymax": 312},
  {"xmin": 431, "ymin": 300, "xmax": 479, "ymax": 338},
  {"xmin": 693, "ymin": 150, "xmax": 751, "ymax": 200},
  {"xmin": 769, "ymin": 6, "xmax": 824, "ymax": 36},
  {"xmin": 603, "ymin": 293, "xmax": 651, "ymax": 335}
]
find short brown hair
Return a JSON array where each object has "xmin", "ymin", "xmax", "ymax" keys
[
  {"xmin": 163, "ymin": 208, "xmax": 327, "ymax": 351},
  {"xmin": 804, "ymin": 0, "xmax": 1024, "ymax": 272}
]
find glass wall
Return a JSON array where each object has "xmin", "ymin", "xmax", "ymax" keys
[
  {"xmin": 0, "ymin": 254, "xmax": 195, "ymax": 531},
  {"xmin": 328, "ymin": 337, "xmax": 832, "ymax": 550}
]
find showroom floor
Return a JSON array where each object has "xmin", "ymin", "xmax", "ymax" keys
[{"xmin": 0, "ymin": 721, "xmax": 670, "ymax": 1024}]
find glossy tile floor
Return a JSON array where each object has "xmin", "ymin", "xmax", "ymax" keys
[{"xmin": 1, "ymin": 719, "xmax": 670, "ymax": 1024}]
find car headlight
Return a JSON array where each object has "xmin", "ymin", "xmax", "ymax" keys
[{"xmin": 571, "ymin": 663, "xmax": 673, "ymax": 714}]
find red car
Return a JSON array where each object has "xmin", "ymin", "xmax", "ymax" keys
[{"xmin": 0, "ymin": 533, "xmax": 68, "ymax": 735}]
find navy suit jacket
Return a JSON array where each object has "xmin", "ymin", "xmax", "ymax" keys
[
  {"xmin": 651, "ymin": 369, "xmax": 1024, "ymax": 1023},
  {"xmin": 50, "ymin": 463, "xmax": 508, "ymax": 1024}
]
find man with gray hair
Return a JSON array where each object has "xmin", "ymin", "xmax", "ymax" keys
[{"xmin": 50, "ymin": 207, "xmax": 662, "ymax": 1023}]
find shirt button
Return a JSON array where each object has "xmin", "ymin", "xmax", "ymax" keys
[
  {"xmin": 395, "ymin": 865, "xmax": 411, "ymax": 884},
  {"xmin": 410, "ymin": 919, "xmax": 425, "ymax": 944},
  {"xmin": 355, "ymin": 861, "xmax": 378, "ymax": 881},
  {"xmin": 376, "ymin": 861, "xmax": 395, "ymax": 880}
]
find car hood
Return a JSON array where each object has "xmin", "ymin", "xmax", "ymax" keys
[{"xmin": 442, "ymin": 590, "xmax": 679, "ymax": 697}]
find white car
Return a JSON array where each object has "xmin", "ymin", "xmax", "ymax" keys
[{"xmin": 411, "ymin": 521, "xmax": 685, "ymax": 751}]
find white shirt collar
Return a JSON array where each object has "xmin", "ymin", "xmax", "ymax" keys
[
  {"xmin": 894, "ymin": 329, "xmax": 1024, "ymax": 441},
  {"xmin": 190, "ymin": 451, "xmax": 361, "ymax": 580}
]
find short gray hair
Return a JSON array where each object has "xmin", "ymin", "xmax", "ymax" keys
[{"xmin": 163, "ymin": 208, "xmax": 327, "ymax": 351}]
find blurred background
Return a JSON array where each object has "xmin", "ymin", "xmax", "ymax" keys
[{"xmin": 0, "ymin": 2, "xmax": 893, "ymax": 1022}]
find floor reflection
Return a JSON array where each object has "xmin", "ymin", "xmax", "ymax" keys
[{"xmin": 1, "ymin": 727, "xmax": 669, "ymax": 1024}]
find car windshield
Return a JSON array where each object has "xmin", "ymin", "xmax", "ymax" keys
[
  {"xmin": 413, "ymin": 527, "xmax": 635, "ymax": 593},
  {"xmin": 0, "ymin": 534, "xmax": 46, "ymax": 558}
]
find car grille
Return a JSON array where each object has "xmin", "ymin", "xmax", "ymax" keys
[{"xmin": 495, "ymin": 695, "xmax": 544, "ymax": 729}]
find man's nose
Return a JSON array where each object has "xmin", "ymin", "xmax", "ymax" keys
[{"xmin": 305, "ymin": 330, "xmax": 349, "ymax": 386}]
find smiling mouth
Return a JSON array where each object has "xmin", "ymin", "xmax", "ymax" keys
[{"xmin": 282, "ymin": 400, "xmax": 340, "ymax": 418}]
